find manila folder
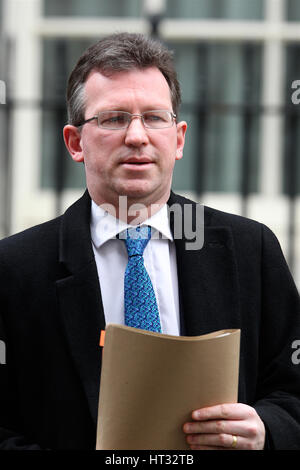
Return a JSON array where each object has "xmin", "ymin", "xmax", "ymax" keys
[{"xmin": 96, "ymin": 324, "xmax": 240, "ymax": 450}]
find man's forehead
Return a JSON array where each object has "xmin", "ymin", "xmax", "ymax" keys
[
  {"xmin": 85, "ymin": 66, "xmax": 168, "ymax": 87},
  {"xmin": 83, "ymin": 67, "xmax": 172, "ymax": 108}
]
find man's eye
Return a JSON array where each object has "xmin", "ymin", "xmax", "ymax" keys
[
  {"xmin": 110, "ymin": 116, "xmax": 126, "ymax": 123},
  {"xmin": 101, "ymin": 114, "xmax": 127, "ymax": 126},
  {"xmin": 144, "ymin": 114, "xmax": 164, "ymax": 122}
]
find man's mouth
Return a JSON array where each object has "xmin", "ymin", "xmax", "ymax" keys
[
  {"xmin": 120, "ymin": 157, "xmax": 154, "ymax": 168},
  {"xmin": 122, "ymin": 156, "xmax": 153, "ymax": 163}
]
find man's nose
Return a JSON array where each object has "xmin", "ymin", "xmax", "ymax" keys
[{"xmin": 124, "ymin": 116, "xmax": 150, "ymax": 147}]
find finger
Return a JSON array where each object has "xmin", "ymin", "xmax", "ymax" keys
[
  {"xmin": 191, "ymin": 403, "xmax": 253, "ymax": 422},
  {"xmin": 186, "ymin": 432, "xmax": 238, "ymax": 449},
  {"xmin": 186, "ymin": 433, "xmax": 254, "ymax": 450},
  {"xmin": 183, "ymin": 419, "xmax": 250, "ymax": 437}
]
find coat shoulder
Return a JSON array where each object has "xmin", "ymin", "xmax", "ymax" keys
[{"xmin": 0, "ymin": 217, "xmax": 62, "ymax": 259}]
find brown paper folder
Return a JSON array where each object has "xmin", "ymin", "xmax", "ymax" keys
[{"xmin": 96, "ymin": 324, "xmax": 240, "ymax": 450}]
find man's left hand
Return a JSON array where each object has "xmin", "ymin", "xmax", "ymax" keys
[{"xmin": 183, "ymin": 403, "xmax": 266, "ymax": 450}]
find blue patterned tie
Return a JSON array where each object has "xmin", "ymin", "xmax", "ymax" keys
[{"xmin": 123, "ymin": 226, "xmax": 162, "ymax": 332}]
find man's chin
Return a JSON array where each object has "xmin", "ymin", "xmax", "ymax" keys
[
  {"xmin": 117, "ymin": 183, "xmax": 156, "ymax": 201},
  {"xmin": 116, "ymin": 184, "xmax": 168, "ymax": 216}
]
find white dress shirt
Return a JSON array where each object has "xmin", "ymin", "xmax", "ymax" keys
[{"xmin": 90, "ymin": 200, "xmax": 180, "ymax": 335}]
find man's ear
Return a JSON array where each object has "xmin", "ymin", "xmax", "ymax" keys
[
  {"xmin": 175, "ymin": 120, "xmax": 187, "ymax": 161},
  {"xmin": 63, "ymin": 125, "xmax": 84, "ymax": 162}
]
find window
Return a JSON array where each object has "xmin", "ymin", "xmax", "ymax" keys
[
  {"xmin": 43, "ymin": 0, "xmax": 143, "ymax": 17},
  {"xmin": 41, "ymin": 39, "xmax": 93, "ymax": 189},
  {"xmin": 171, "ymin": 41, "xmax": 261, "ymax": 193},
  {"xmin": 166, "ymin": 0, "xmax": 263, "ymax": 20},
  {"xmin": 287, "ymin": 0, "xmax": 300, "ymax": 21}
]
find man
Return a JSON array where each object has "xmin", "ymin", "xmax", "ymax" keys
[{"xmin": 0, "ymin": 32, "xmax": 299, "ymax": 450}]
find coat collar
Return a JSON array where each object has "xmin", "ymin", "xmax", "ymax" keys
[{"xmin": 58, "ymin": 190, "xmax": 95, "ymax": 272}]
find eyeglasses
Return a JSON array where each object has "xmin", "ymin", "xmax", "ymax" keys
[{"xmin": 77, "ymin": 110, "xmax": 176, "ymax": 130}]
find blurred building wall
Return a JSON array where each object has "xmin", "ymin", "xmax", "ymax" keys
[{"xmin": 0, "ymin": 0, "xmax": 300, "ymax": 288}]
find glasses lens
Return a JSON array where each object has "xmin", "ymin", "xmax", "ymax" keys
[
  {"xmin": 143, "ymin": 111, "xmax": 173, "ymax": 128},
  {"xmin": 97, "ymin": 110, "xmax": 174, "ymax": 129},
  {"xmin": 98, "ymin": 111, "xmax": 130, "ymax": 129}
]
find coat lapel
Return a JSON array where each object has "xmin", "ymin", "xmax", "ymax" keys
[
  {"xmin": 168, "ymin": 192, "xmax": 241, "ymax": 336},
  {"xmin": 55, "ymin": 191, "xmax": 105, "ymax": 426}
]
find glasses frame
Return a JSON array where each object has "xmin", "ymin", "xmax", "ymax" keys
[{"xmin": 76, "ymin": 110, "xmax": 177, "ymax": 130}]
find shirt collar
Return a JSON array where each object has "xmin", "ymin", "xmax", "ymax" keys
[{"xmin": 90, "ymin": 200, "xmax": 173, "ymax": 249}]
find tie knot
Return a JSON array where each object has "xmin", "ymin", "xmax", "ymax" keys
[{"xmin": 123, "ymin": 226, "xmax": 152, "ymax": 257}]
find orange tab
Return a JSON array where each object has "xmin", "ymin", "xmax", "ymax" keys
[{"xmin": 99, "ymin": 330, "xmax": 106, "ymax": 347}]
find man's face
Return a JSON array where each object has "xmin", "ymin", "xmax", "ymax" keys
[{"xmin": 64, "ymin": 67, "xmax": 187, "ymax": 211}]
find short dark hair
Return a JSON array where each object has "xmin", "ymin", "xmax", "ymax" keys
[{"xmin": 66, "ymin": 32, "xmax": 181, "ymax": 126}]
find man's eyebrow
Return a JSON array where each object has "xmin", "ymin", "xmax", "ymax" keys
[
  {"xmin": 93, "ymin": 106, "xmax": 172, "ymax": 113},
  {"xmin": 92, "ymin": 106, "xmax": 127, "ymax": 113}
]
